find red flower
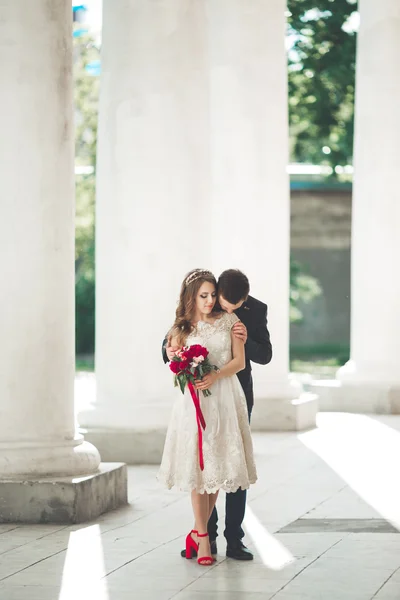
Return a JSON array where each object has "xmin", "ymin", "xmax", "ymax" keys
[
  {"xmin": 179, "ymin": 360, "xmax": 190, "ymax": 372},
  {"xmin": 169, "ymin": 361, "xmax": 181, "ymax": 374},
  {"xmin": 187, "ymin": 344, "xmax": 209, "ymax": 359}
]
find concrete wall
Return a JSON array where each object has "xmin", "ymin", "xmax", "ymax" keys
[{"xmin": 290, "ymin": 187, "xmax": 352, "ymax": 352}]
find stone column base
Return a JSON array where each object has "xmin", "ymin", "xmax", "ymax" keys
[
  {"xmin": 80, "ymin": 427, "xmax": 167, "ymax": 464},
  {"xmin": 310, "ymin": 380, "xmax": 400, "ymax": 414},
  {"xmin": 0, "ymin": 463, "xmax": 127, "ymax": 524},
  {"xmin": 251, "ymin": 393, "xmax": 319, "ymax": 431}
]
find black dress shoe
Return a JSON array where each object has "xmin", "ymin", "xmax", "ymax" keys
[
  {"xmin": 226, "ymin": 541, "xmax": 254, "ymax": 561},
  {"xmin": 180, "ymin": 540, "xmax": 218, "ymax": 558}
]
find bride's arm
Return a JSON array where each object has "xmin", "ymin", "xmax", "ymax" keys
[
  {"xmin": 195, "ymin": 331, "xmax": 245, "ymax": 391},
  {"xmin": 218, "ymin": 332, "xmax": 245, "ymax": 377}
]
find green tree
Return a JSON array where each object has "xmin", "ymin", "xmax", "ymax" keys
[
  {"xmin": 74, "ymin": 34, "xmax": 100, "ymax": 354},
  {"xmin": 287, "ymin": 0, "xmax": 357, "ymax": 169}
]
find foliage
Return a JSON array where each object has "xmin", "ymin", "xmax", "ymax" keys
[
  {"xmin": 290, "ymin": 257, "xmax": 322, "ymax": 324},
  {"xmin": 287, "ymin": 0, "xmax": 358, "ymax": 168},
  {"xmin": 74, "ymin": 34, "xmax": 100, "ymax": 354},
  {"xmin": 290, "ymin": 343, "xmax": 350, "ymax": 365}
]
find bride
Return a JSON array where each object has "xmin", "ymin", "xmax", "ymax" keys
[{"xmin": 158, "ymin": 269, "xmax": 257, "ymax": 566}]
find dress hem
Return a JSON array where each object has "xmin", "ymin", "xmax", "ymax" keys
[{"xmin": 157, "ymin": 476, "xmax": 258, "ymax": 495}]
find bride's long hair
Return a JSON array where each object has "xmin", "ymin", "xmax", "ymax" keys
[{"xmin": 169, "ymin": 269, "xmax": 218, "ymax": 347}]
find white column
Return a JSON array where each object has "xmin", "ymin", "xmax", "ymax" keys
[
  {"xmin": 208, "ymin": 0, "xmax": 317, "ymax": 430},
  {"xmin": 337, "ymin": 0, "xmax": 400, "ymax": 413},
  {"xmin": 0, "ymin": 0, "xmax": 100, "ymax": 477},
  {"xmin": 79, "ymin": 0, "xmax": 211, "ymax": 461}
]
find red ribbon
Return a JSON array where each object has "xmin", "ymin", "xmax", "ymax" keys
[{"xmin": 188, "ymin": 381, "xmax": 206, "ymax": 471}]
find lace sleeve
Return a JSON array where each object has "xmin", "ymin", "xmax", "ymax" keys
[{"xmin": 222, "ymin": 312, "xmax": 239, "ymax": 330}]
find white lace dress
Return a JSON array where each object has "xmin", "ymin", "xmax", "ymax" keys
[{"xmin": 158, "ymin": 312, "xmax": 257, "ymax": 494}]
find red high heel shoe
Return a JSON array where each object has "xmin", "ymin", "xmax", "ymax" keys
[
  {"xmin": 197, "ymin": 532, "xmax": 214, "ymax": 566},
  {"xmin": 185, "ymin": 529, "xmax": 198, "ymax": 559}
]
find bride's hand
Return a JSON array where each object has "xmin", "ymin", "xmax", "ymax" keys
[{"xmin": 195, "ymin": 371, "xmax": 219, "ymax": 390}]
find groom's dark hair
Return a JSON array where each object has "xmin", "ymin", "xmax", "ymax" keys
[{"xmin": 218, "ymin": 269, "xmax": 250, "ymax": 304}]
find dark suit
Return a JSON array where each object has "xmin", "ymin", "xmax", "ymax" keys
[
  {"xmin": 162, "ymin": 294, "xmax": 272, "ymax": 544},
  {"xmin": 232, "ymin": 295, "xmax": 273, "ymax": 412}
]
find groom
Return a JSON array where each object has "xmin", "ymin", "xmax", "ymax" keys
[{"xmin": 163, "ymin": 269, "xmax": 272, "ymax": 560}]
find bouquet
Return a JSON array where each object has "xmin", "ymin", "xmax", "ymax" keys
[
  {"xmin": 169, "ymin": 344, "xmax": 216, "ymax": 397},
  {"xmin": 169, "ymin": 344, "xmax": 216, "ymax": 471}
]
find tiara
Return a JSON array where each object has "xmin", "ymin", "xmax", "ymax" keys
[{"xmin": 185, "ymin": 269, "xmax": 213, "ymax": 286}]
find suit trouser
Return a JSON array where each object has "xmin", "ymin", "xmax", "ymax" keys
[{"xmin": 207, "ymin": 403, "xmax": 252, "ymax": 544}]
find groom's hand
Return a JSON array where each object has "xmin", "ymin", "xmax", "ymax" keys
[{"xmin": 232, "ymin": 321, "xmax": 248, "ymax": 344}]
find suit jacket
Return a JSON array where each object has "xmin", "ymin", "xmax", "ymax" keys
[
  {"xmin": 162, "ymin": 295, "xmax": 272, "ymax": 411},
  {"xmin": 233, "ymin": 295, "xmax": 272, "ymax": 410}
]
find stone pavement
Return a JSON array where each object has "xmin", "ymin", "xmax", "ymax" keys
[{"xmin": 1, "ymin": 413, "xmax": 400, "ymax": 600}]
